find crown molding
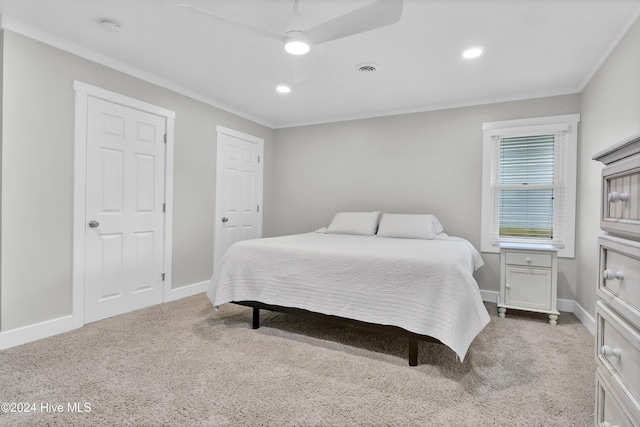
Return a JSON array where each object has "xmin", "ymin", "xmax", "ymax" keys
[
  {"xmin": 578, "ymin": 4, "xmax": 640, "ymax": 92},
  {"xmin": 273, "ymin": 85, "xmax": 582, "ymax": 129},
  {"xmin": 1, "ymin": 9, "xmax": 627, "ymax": 132},
  {"xmin": 0, "ymin": 15, "xmax": 275, "ymax": 129}
]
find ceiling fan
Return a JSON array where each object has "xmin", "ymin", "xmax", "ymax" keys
[{"xmin": 179, "ymin": 0, "xmax": 404, "ymax": 56}]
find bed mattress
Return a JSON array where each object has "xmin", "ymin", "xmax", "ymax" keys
[{"xmin": 208, "ymin": 232, "xmax": 490, "ymax": 361}]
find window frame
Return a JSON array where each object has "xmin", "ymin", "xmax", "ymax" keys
[{"xmin": 480, "ymin": 114, "xmax": 580, "ymax": 258}]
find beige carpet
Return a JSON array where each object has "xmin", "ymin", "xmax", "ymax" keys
[{"xmin": 0, "ymin": 293, "xmax": 595, "ymax": 426}]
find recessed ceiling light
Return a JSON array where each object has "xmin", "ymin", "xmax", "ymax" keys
[
  {"xmin": 276, "ymin": 85, "xmax": 291, "ymax": 94},
  {"xmin": 462, "ymin": 48, "xmax": 483, "ymax": 59}
]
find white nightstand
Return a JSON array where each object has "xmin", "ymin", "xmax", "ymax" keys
[{"xmin": 498, "ymin": 243, "xmax": 559, "ymax": 325}]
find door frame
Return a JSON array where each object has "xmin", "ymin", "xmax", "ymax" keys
[
  {"xmin": 72, "ymin": 81, "xmax": 175, "ymax": 329},
  {"xmin": 213, "ymin": 125, "xmax": 264, "ymax": 270}
]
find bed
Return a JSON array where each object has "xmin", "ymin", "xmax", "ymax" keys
[{"xmin": 207, "ymin": 212, "xmax": 490, "ymax": 365}]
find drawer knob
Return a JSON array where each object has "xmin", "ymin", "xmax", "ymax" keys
[
  {"xmin": 603, "ymin": 269, "xmax": 624, "ymax": 281},
  {"xmin": 525, "ymin": 257, "xmax": 532, "ymax": 263},
  {"xmin": 601, "ymin": 345, "xmax": 621, "ymax": 358},
  {"xmin": 608, "ymin": 191, "xmax": 629, "ymax": 203}
]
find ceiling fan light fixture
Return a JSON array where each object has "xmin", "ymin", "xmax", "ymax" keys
[
  {"xmin": 284, "ymin": 31, "xmax": 310, "ymax": 55},
  {"xmin": 462, "ymin": 47, "xmax": 483, "ymax": 59}
]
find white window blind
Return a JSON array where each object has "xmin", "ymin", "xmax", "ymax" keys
[
  {"xmin": 481, "ymin": 114, "xmax": 579, "ymax": 258},
  {"xmin": 490, "ymin": 131, "xmax": 567, "ymax": 247}
]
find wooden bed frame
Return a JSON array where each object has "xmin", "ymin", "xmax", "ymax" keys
[{"xmin": 234, "ymin": 301, "xmax": 440, "ymax": 366}]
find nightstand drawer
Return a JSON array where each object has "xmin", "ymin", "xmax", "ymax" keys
[
  {"xmin": 505, "ymin": 252, "xmax": 552, "ymax": 268},
  {"xmin": 596, "ymin": 301, "xmax": 640, "ymax": 407}
]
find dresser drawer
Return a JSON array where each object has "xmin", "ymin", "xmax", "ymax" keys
[
  {"xmin": 596, "ymin": 301, "xmax": 640, "ymax": 412},
  {"xmin": 504, "ymin": 252, "xmax": 552, "ymax": 268},
  {"xmin": 599, "ymin": 236, "xmax": 640, "ymax": 329},
  {"xmin": 596, "ymin": 368, "xmax": 640, "ymax": 427},
  {"xmin": 601, "ymin": 153, "xmax": 640, "ymax": 237}
]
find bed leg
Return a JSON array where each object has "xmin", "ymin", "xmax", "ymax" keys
[
  {"xmin": 408, "ymin": 338, "xmax": 418, "ymax": 366},
  {"xmin": 252, "ymin": 307, "xmax": 260, "ymax": 329}
]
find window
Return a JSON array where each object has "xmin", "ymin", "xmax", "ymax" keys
[
  {"xmin": 481, "ymin": 114, "xmax": 580, "ymax": 258},
  {"xmin": 498, "ymin": 134, "xmax": 556, "ymax": 240}
]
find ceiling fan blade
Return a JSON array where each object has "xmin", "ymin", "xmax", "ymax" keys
[
  {"xmin": 305, "ymin": 0, "xmax": 403, "ymax": 45},
  {"xmin": 179, "ymin": 4, "xmax": 285, "ymax": 42}
]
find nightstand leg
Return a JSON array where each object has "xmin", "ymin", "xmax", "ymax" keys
[
  {"xmin": 498, "ymin": 307, "xmax": 506, "ymax": 318},
  {"xmin": 548, "ymin": 314, "xmax": 558, "ymax": 325}
]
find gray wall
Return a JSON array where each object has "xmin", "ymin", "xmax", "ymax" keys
[
  {"xmin": 0, "ymin": 30, "xmax": 275, "ymax": 331},
  {"xmin": 2, "ymin": 13, "xmax": 639, "ymax": 333},
  {"xmin": 268, "ymin": 15, "xmax": 640, "ymax": 318},
  {"xmin": 269, "ymin": 95, "xmax": 580, "ymax": 297},
  {"xmin": 576, "ymin": 17, "xmax": 640, "ymax": 317}
]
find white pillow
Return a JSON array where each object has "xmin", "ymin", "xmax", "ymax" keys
[
  {"xmin": 325, "ymin": 211, "xmax": 381, "ymax": 236},
  {"xmin": 376, "ymin": 213, "xmax": 444, "ymax": 239}
]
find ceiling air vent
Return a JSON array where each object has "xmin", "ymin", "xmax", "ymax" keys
[
  {"xmin": 100, "ymin": 19, "xmax": 122, "ymax": 33},
  {"xmin": 355, "ymin": 62, "xmax": 379, "ymax": 74}
]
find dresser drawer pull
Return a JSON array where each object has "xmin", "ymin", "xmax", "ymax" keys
[
  {"xmin": 607, "ymin": 191, "xmax": 629, "ymax": 203},
  {"xmin": 600, "ymin": 422, "xmax": 619, "ymax": 427},
  {"xmin": 603, "ymin": 269, "xmax": 624, "ymax": 281},
  {"xmin": 601, "ymin": 345, "xmax": 622, "ymax": 358}
]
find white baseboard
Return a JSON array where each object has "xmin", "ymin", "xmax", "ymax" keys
[
  {"xmin": 480, "ymin": 290, "xmax": 595, "ymax": 336},
  {"xmin": 1, "ymin": 284, "xmax": 594, "ymax": 351},
  {"xmin": 164, "ymin": 280, "xmax": 209, "ymax": 303},
  {"xmin": 570, "ymin": 300, "xmax": 596, "ymax": 336},
  {"xmin": 480, "ymin": 290, "xmax": 500, "ymax": 305},
  {"xmin": 0, "ymin": 315, "xmax": 75, "ymax": 350},
  {"xmin": 0, "ymin": 280, "xmax": 211, "ymax": 351}
]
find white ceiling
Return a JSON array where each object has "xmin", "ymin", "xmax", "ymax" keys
[{"xmin": 1, "ymin": 0, "xmax": 639, "ymax": 128}]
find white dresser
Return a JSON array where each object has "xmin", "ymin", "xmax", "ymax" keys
[{"xmin": 593, "ymin": 133, "xmax": 640, "ymax": 427}]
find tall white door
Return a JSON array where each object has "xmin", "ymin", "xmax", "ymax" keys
[
  {"xmin": 84, "ymin": 97, "xmax": 166, "ymax": 323},
  {"xmin": 214, "ymin": 126, "xmax": 264, "ymax": 269}
]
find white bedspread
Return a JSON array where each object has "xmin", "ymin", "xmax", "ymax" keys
[{"xmin": 207, "ymin": 232, "xmax": 490, "ymax": 361}]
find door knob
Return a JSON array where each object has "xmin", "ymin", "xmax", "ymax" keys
[
  {"xmin": 88, "ymin": 220, "xmax": 100, "ymax": 228},
  {"xmin": 221, "ymin": 217, "xmax": 228, "ymax": 223}
]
